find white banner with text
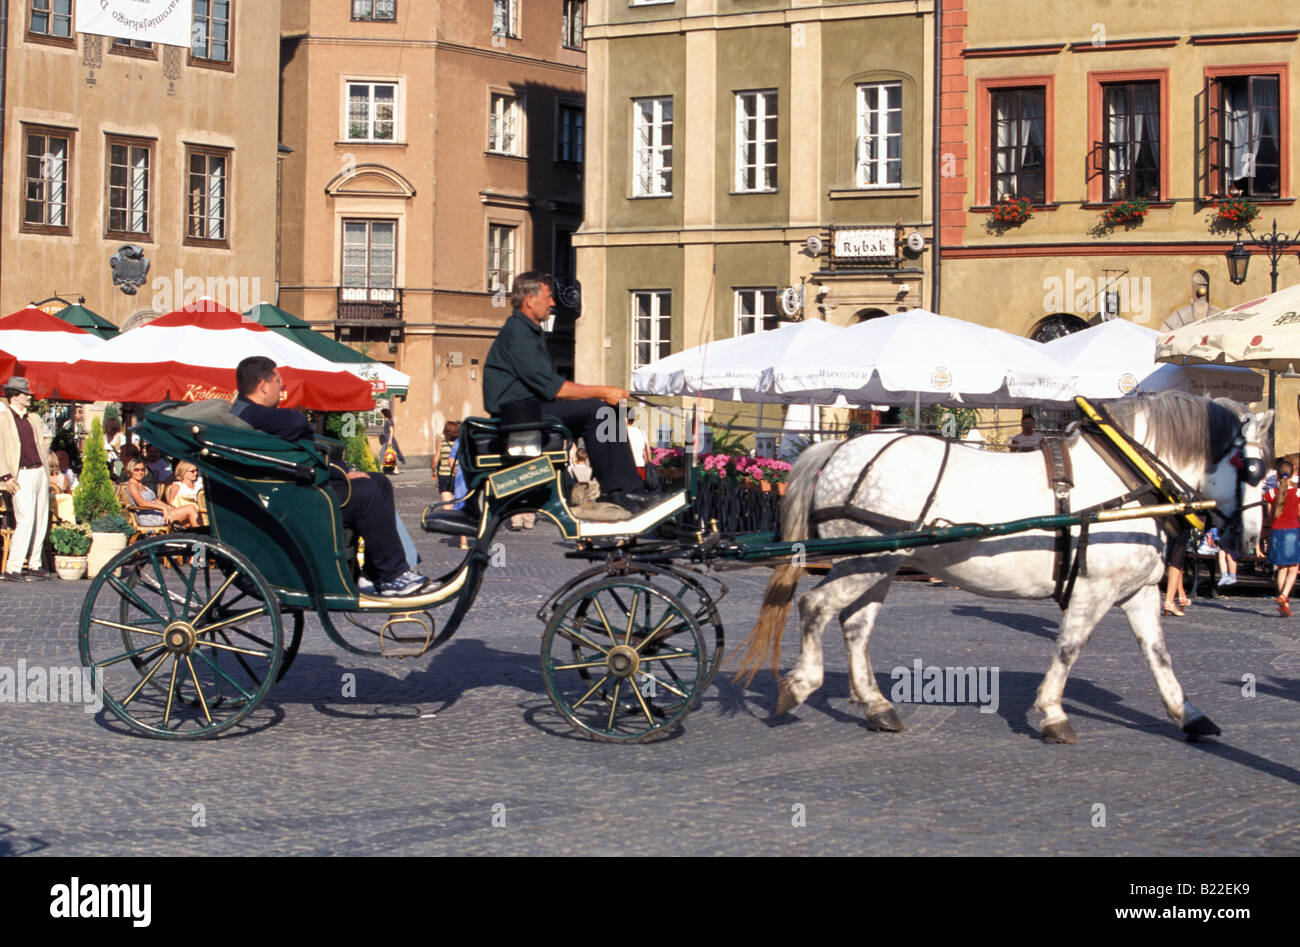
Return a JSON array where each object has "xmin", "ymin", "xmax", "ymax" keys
[{"xmin": 75, "ymin": 0, "xmax": 194, "ymax": 48}]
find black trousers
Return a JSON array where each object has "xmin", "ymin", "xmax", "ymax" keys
[
  {"xmin": 541, "ymin": 398, "xmax": 643, "ymax": 495},
  {"xmin": 328, "ymin": 472, "xmax": 407, "ymax": 580}
]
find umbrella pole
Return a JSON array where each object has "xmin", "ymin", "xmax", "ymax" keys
[{"xmin": 914, "ymin": 390, "xmax": 921, "ymax": 430}]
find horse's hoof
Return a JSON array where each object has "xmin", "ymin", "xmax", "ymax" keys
[
  {"xmin": 1041, "ymin": 720, "xmax": 1078, "ymax": 744},
  {"xmin": 865, "ymin": 708, "xmax": 904, "ymax": 732},
  {"xmin": 1182, "ymin": 713, "xmax": 1221, "ymax": 741},
  {"xmin": 774, "ymin": 683, "xmax": 799, "ymax": 717}
]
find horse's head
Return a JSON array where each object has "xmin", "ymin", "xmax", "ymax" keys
[
  {"xmin": 1203, "ymin": 407, "xmax": 1273, "ymax": 553},
  {"xmin": 1110, "ymin": 393, "xmax": 1272, "ymax": 553}
]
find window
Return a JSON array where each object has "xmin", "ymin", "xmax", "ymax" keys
[
  {"xmin": 1102, "ymin": 81, "xmax": 1160, "ymax": 201},
  {"xmin": 352, "ymin": 0, "xmax": 396, "ymax": 20},
  {"xmin": 554, "ymin": 228, "xmax": 576, "ymax": 282},
  {"xmin": 487, "ymin": 225, "xmax": 516, "ymax": 293},
  {"xmin": 735, "ymin": 91, "xmax": 778, "ymax": 193},
  {"xmin": 186, "ymin": 147, "xmax": 230, "ymax": 245},
  {"xmin": 562, "ymin": 0, "xmax": 585, "ymax": 49},
  {"xmin": 557, "ymin": 103, "xmax": 584, "ymax": 163},
  {"xmin": 856, "ymin": 82, "xmax": 902, "ymax": 187},
  {"xmin": 28, "ymin": 0, "xmax": 72, "ymax": 41},
  {"xmin": 347, "ymin": 82, "xmax": 396, "ymax": 142},
  {"xmin": 990, "ymin": 87, "xmax": 1046, "ymax": 203},
  {"xmin": 735, "ymin": 289, "xmax": 779, "ymax": 336},
  {"xmin": 191, "ymin": 0, "xmax": 233, "ymax": 65},
  {"xmin": 633, "ymin": 97, "xmax": 673, "ymax": 197},
  {"xmin": 492, "ymin": 0, "xmax": 518, "ymax": 38},
  {"xmin": 489, "ymin": 92, "xmax": 523, "ymax": 155},
  {"xmin": 106, "ymin": 136, "xmax": 153, "ymax": 239},
  {"xmin": 342, "ymin": 220, "xmax": 397, "ymax": 294},
  {"xmin": 1211, "ymin": 75, "xmax": 1281, "ymax": 199},
  {"xmin": 632, "ymin": 291, "xmax": 671, "ymax": 370},
  {"xmin": 111, "ymin": 37, "xmax": 156, "ymax": 58},
  {"xmin": 22, "ymin": 126, "xmax": 73, "ymax": 234}
]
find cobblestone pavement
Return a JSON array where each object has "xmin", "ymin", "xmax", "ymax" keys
[{"xmin": 2, "ymin": 475, "xmax": 1297, "ymax": 856}]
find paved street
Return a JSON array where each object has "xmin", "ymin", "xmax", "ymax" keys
[{"xmin": 2, "ymin": 476, "xmax": 1298, "ymax": 856}]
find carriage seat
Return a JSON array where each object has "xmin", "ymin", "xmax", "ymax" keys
[{"xmin": 458, "ymin": 414, "xmax": 572, "ymax": 480}]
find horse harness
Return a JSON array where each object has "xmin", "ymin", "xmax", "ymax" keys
[{"xmin": 801, "ymin": 398, "xmax": 1261, "ymax": 612}]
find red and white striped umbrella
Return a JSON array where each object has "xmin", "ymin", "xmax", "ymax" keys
[
  {"xmin": 0, "ymin": 307, "xmax": 106, "ymax": 397},
  {"xmin": 48, "ymin": 301, "xmax": 376, "ymax": 411}
]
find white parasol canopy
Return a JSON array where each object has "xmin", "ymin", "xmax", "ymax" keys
[{"xmin": 1156, "ymin": 282, "xmax": 1300, "ymax": 372}]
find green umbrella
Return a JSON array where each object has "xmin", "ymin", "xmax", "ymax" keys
[
  {"xmin": 56, "ymin": 303, "xmax": 120, "ymax": 339},
  {"xmin": 243, "ymin": 302, "xmax": 409, "ymax": 397}
]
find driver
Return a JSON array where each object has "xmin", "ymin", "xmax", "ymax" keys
[{"xmin": 232, "ymin": 356, "xmax": 430, "ymax": 598}]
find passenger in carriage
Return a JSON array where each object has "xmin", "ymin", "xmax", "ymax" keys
[
  {"xmin": 232, "ymin": 356, "xmax": 431, "ymax": 598},
  {"xmin": 483, "ymin": 272, "xmax": 657, "ymax": 515}
]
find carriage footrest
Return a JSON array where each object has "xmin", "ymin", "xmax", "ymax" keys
[
  {"xmin": 421, "ymin": 508, "xmax": 478, "ymax": 537},
  {"xmin": 379, "ymin": 611, "xmax": 436, "ymax": 658}
]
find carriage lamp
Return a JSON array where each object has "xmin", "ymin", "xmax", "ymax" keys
[{"xmin": 1226, "ymin": 240, "xmax": 1250, "ymax": 286}]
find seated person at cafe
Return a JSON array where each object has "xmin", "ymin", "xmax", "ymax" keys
[
  {"xmin": 165, "ymin": 460, "xmax": 205, "ymax": 524},
  {"xmin": 232, "ymin": 356, "xmax": 430, "ymax": 598},
  {"xmin": 483, "ymin": 271, "xmax": 656, "ymax": 515},
  {"xmin": 123, "ymin": 457, "xmax": 202, "ymax": 530}
]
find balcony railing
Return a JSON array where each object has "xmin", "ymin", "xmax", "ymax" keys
[{"xmin": 336, "ymin": 286, "xmax": 403, "ymax": 325}]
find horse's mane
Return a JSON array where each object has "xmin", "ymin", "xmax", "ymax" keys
[{"xmin": 1105, "ymin": 391, "xmax": 1267, "ymax": 470}]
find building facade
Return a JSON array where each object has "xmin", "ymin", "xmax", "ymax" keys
[
  {"xmin": 576, "ymin": 0, "xmax": 937, "ymax": 441},
  {"xmin": 278, "ymin": 0, "xmax": 587, "ymax": 454},
  {"xmin": 1, "ymin": 0, "xmax": 281, "ymax": 328},
  {"xmin": 937, "ymin": 0, "xmax": 1299, "ymax": 446}
]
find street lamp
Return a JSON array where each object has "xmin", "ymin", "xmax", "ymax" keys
[
  {"xmin": 1226, "ymin": 218, "xmax": 1300, "ymax": 292},
  {"xmin": 1226, "ymin": 240, "xmax": 1251, "ymax": 286}
]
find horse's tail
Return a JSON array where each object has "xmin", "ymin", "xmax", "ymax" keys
[{"xmin": 733, "ymin": 439, "xmax": 841, "ymax": 685}]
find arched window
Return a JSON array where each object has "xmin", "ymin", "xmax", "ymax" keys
[
  {"xmin": 853, "ymin": 307, "xmax": 890, "ymax": 323},
  {"xmin": 1030, "ymin": 313, "xmax": 1088, "ymax": 343}
]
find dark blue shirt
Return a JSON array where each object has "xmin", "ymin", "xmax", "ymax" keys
[{"xmin": 233, "ymin": 396, "xmax": 313, "ymax": 441}]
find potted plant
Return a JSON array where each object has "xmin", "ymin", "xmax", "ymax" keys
[
  {"xmin": 49, "ymin": 524, "xmax": 92, "ymax": 580},
  {"xmin": 1211, "ymin": 197, "xmax": 1261, "ymax": 232},
  {"xmin": 1101, "ymin": 197, "xmax": 1149, "ymax": 227},
  {"xmin": 86, "ymin": 513, "xmax": 135, "ymax": 579},
  {"xmin": 75, "ymin": 418, "xmax": 129, "ymax": 578},
  {"xmin": 988, "ymin": 195, "xmax": 1032, "ymax": 229}
]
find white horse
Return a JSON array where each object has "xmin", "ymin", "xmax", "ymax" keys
[{"xmin": 736, "ymin": 392, "xmax": 1272, "ymax": 743}]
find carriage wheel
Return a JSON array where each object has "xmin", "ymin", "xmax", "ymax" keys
[
  {"xmin": 79, "ymin": 535, "xmax": 283, "ymax": 740},
  {"xmin": 541, "ymin": 578, "xmax": 705, "ymax": 743},
  {"xmin": 640, "ymin": 567, "xmax": 725, "ymax": 691}
]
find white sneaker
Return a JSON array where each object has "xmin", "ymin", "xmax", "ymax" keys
[
  {"xmin": 1216, "ymin": 575, "xmax": 1231, "ymax": 587},
  {"xmin": 1224, "ymin": 575, "xmax": 1237, "ymax": 586}
]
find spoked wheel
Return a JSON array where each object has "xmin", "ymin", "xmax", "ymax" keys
[
  {"xmin": 541, "ymin": 578, "xmax": 705, "ymax": 743},
  {"xmin": 635, "ymin": 566, "xmax": 725, "ymax": 691},
  {"xmin": 79, "ymin": 534, "xmax": 283, "ymax": 739}
]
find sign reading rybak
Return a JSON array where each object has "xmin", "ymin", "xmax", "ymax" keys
[
  {"xmin": 75, "ymin": 0, "xmax": 195, "ymax": 48},
  {"xmin": 832, "ymin": 227, "xmax": 896, "ymax": 263}
]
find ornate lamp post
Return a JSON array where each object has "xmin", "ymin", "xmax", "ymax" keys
[{"xmin": 1224, "ymin": 219, "xmax": 1300, "ymax": 413}]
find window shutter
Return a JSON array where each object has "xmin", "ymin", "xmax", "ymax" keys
[{"xmin": 1201, "ymin": 77, "xmax": 1225, "ymax": 200}]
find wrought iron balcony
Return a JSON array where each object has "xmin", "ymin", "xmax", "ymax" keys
[{"xmin": 335, "ymin": 286, "xmax": 404, "ymax": 326}]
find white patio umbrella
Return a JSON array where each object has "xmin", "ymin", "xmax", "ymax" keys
[
  {"xmin": 766, "ymin": 309, "xmax": 1078, "ymax": 407},
  {"xmin": 1042, "ymin": 319, "xmax": 1263, "ymax": 401},
  {"xmin": 1156, "ymin": 282, "xmax": 1300, "ymax": 372}
]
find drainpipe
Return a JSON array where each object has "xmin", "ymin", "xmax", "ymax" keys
[
  {"xmin": 0, "ymin": 0, "xmax": 9, "ymax": 301},
  {"xmin": 929, "ymin": 0, "xmax": 942, "ymax": 314}
]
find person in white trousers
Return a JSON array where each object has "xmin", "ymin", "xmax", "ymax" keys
[{"xmin": 0, "ymin": 376, "xmax": 51, "ymax": 581}]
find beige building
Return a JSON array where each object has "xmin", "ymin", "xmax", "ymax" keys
[
  {"xmin": 278, "ymin": 0, "xmax": 587, "ymax": 454},
  {"xmin": 937, "ymin": 0, "xmax": 1299, "ymax": 447},
  {"xmin": 576, "ymin": 0, "xmax": 937, "ymax": 441},
  {"xmin": 1, "ymin": 1, "xmax": 281, "ymax": 328}
]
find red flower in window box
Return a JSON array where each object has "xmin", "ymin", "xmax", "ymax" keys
[
  {"xmin": 1211, "ymin": 198, "xmax": 1261, "ymax": 231},
  {"xmin": 1101, "ymin": 198, "xmax": 1149, "ymax": 227},
  {"xmin": 988, "ymin": 195, "xmax": 1032, "ymax": 228}
]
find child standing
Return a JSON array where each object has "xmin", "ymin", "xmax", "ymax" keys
[{"xmin": 1264, "ymin": 459, "xmax": 1300, "ymax": 616}]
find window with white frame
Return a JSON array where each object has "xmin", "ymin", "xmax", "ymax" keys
[
  {"xmin": 492, "ymin": 0, "xmax": 518, "ymax": 38},
  {"xmin": 735, "ymin": 90, "xmax": 778, "ymax": 192},
  {"xmin": 633, "ymin": 97, "xmax": 673, "ymax": 197},
  {"xmin": 557, "ymin": 103, "xmax": 584, "ymax": 163},
  {"xmin": 632, "ymin": 291, "xmax": 672, "ymax": 370},
  {"xmin": 735, "ymin": 288, "xmax": 779, "ymax": 336},
  {"xmin": 186, "ymin": 146, "xmax": 229, "ymax": 244},
  {"xmin": 347, "ymin": 82, "xmax": 396, "ymax": 141},
  {"xmin": 487, "ymin": 224, "xmax": 516, "ymax": 293},
  {"xmin": 352, "ymin": 0, "xmax": 396, "ymax": 21},
  {"xmin": 23, "ymin": 126, "xmax": 72, "ymax": 232},
  {"xmin": 855, "ymin": 81, "xmax": 902, "ymax": 188},
  {"xmin": 106, "ymin": 136, "xmax": 152, "ymax": 238},
  {"xmin": 489, "ymin": 92, "xmax": 523, "ymax": 155},
  {"xmin": 342, "ymin": 219, "xmax": 397, "ymax": 295},
  {"xmin": 562, "ymin": 0, "xmax": 584, "ymax": 49},
  {"xmin": 29, "ymin": 0, "xmax": 73, "ymax": 39},
  {"xmin": 191, "ymin": 0, "xmax": 232, "ymax": 64}
]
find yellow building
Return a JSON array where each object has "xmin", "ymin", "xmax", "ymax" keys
[
  {"xmin": 1, "ymin": 1, "xmax": 281, "ymax": 329},
  {"xmin": 937, "ymin": 0, "xmax": 1299, "ymax": 446},
  {"xmin": 576, "ymin": 0, "xmax": 937, "ymax": 442}
]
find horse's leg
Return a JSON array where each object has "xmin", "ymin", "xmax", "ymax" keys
[
  {"xmin": 1033, "ymin": 585, "xmax": 1113, "ymax": 744},
  {"xmin": 839, "ymin": 557, "xmax": 905, "ymax": 731},
  {"xmin": 1120, "ymin": 584, "xmax": 1221, "ymax": 740},
  {"xmin": 777, "ymin": 565, "xmax": 869, "ymax": 715}
]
